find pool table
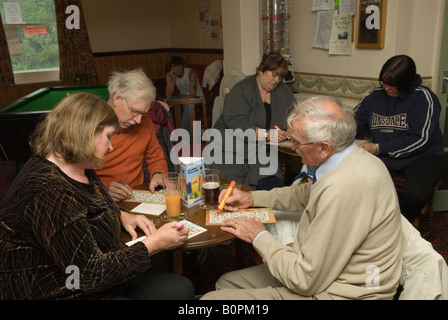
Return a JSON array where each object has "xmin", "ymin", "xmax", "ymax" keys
[{"xmin": 0, "ymin": 85, "xmax": 109, "ymax": 163}]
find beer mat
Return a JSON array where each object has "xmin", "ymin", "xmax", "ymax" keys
[
  {"xmin": 124, "ymin": 220, "xmax": 206, "ymax": 246},
  {"xmin": 205, "ymin": 208, "xmax": 276, "ymax": 225},
  {"xmin": 123, "ymin": 190, "xmax": 165, "ymax": 204}
]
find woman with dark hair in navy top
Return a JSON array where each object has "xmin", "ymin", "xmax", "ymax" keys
[{"xmin": 355, "ymin": 55, "xmax": 444, "ymax": 223}]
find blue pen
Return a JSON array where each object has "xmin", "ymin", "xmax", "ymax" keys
[{"xmin": 118, "ymin": 180, "xmax": 135, "ymax": 199}]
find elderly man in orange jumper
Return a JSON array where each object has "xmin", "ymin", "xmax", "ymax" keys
[{"xmin": 95, "ymin": 69, "xmax": 168, "ymax": 202}]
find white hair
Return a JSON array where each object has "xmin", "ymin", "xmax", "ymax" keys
[
  {"xmin": 107, "ymin": 69, "xmax": 156, "ymax": 103},
  {"xmin": 286, "ymin": 96, "xmax": 356, "ymax": 151}
]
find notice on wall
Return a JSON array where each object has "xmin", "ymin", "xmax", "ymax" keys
[
  {"xmin": 339, "ymin": 0, "xmax": 357, "ymax": 15},
  {"xmin": 198, "ymin": 0, "xmax": 222, "ymax": 46},
  {"xmin": 312, "ymin": 0, "xmax": 336, "ymax": 11},
  {"xmin": 3, "ymin": 2, "xmax": 23, "ymax": 24},
  {"xmin": 329, "ymin": 14, "xmax": 352, "ymax": 55},
  {"xmin": 25, "ymin": 27, "xmax": 47, "ymax": 35},
  {"xmin": 312, "ymin": 10, "xmax": 337, "ymax": 50}
]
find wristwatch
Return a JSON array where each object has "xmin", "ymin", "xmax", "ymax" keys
[
  {"xmin": 151, "ymin": 171, "xmax": 164, "ymax": 178},
  {"xmin": 374, "ymin": 144, "xmax": 380, "ymax": 155}
]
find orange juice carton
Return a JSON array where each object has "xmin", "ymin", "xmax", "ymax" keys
[{"xmin": 179, "ymin": 157, "xmax": 205, "ymax": 207}]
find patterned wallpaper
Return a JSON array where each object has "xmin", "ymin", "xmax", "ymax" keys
[{"xmin": 289, "ymin": 72, "xmax": 433, "ymax": 101}]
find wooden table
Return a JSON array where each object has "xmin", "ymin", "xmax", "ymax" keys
[
  {"xmin": 269, "ymin": 140, "xmax": 302, "ymax": 185},
  {"xmin": 269, "ymin": 140, "xmax": 299, "ymax": 157},
  {"xmin": 119, "ymin": 181, "xmax": 252, "ymax": 274}
]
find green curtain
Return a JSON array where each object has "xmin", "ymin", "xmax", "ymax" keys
[
  {"xmin": 54, "ymin": 0, "xmax": 97, "ymax": 82},
  {"xmin": 0, "ymin": 15, "xmax": 14, "ymax": 86}
]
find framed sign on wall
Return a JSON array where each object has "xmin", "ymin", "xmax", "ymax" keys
[{"xmin": 356, "ymin": 0, "xmax": 387, "ymax": 49}]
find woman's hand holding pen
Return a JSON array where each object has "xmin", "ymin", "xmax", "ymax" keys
[
  {"xmin": 273, "ymin": 125, "xmax": 289, "ymax": 143},
  {"xmin": 142, "ymin": 222, "xmax": 189, "ymax": 256}
]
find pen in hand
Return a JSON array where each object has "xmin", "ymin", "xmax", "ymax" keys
[
  {"xmin": 176, "ymin": 222, "xmax": 184, "ymax": 230},
  {"xmin": 217, "ymin": 181, "xmax": 236, "ymax": 213},
  {"xmin": 274, "ymin": 125, "xmax": 290, "ymax": 140},
  {"xmin": 118, "ymin": 180, "xmax": 135, "ymax": 199}
]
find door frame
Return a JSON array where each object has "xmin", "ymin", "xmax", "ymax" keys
[{"xmin": 434, "ymin": 0, "xmax": 448, "ymax": 212}]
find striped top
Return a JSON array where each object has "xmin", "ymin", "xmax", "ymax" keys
[{"xmin": 0, "ymin": 157, "xmax": 151, "ymax": 299}]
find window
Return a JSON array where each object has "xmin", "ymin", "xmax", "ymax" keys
[{"xmin": 0, "ymin": 0, "xmax": 59, "ymax": 84}]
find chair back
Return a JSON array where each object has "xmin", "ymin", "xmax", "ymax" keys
[
  {"xmin": 166, "ymin": 97, "xmax": 207, "ymax": 141},
  {"xmin": 149, "ymin": 101, "xmax": 177, "ymax": 172},
  {"xmin": 219, "ymin": 69, "xmax": 245, "ymax": 99},
  {"xmin": 211, "ymin": 69, "xmax": 245, "ymax": 127}
]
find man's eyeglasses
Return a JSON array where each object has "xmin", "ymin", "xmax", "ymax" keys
[
  {"xmin": 123, "ymin": 99, "xmax": 148, "ymax": 116},
  {"xmin": 289, "ymin": 138, "xmax": 316, "ymax": 150}
]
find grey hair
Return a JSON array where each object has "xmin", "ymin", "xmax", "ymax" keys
[
  {"xmin": 107, "ymin": 69, "xmax": 156, "ymax": 103},
  {"xmin": 286, "ymin": 96, "xmax": 356, "ymax": 152}
]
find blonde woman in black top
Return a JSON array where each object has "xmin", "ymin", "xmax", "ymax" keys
[{"xmin": 0, "ymin": 93, "xmax": 193, "ymax": 300}]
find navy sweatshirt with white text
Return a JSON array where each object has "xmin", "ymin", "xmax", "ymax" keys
[{"xmin": 355, "ymin": 75, "xmax": 444, "ymax": 171}]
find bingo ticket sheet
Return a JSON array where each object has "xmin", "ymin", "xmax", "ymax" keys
[{"xmin": 206, "ymin": 208, "xmax": 276, "ymax": 225}]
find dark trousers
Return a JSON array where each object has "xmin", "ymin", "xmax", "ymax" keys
[
  {"xmin": 114, "ymin": 270, "xmax": 195, "ymax": 300},
  {"xmin": 390, "ymin": 154, "xmax": 444, "ymax": 222}
]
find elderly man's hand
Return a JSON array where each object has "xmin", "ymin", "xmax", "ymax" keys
[
  {"xmin": 218, "ymin": 188, "xmax": 254, "ymax": 212},
  {"xmin": 221, "ymin": 217, "xmax": 266, "ymax": 244}
]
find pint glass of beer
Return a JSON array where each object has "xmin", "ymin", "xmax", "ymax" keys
[{"xmin": 202, "ymin": 169, "xmax": 220, "ymax": 209}]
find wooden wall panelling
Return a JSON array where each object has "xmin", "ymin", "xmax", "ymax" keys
[{"xmin": 1, "ymin": 49, "xmax": 223, "ymax": 107}]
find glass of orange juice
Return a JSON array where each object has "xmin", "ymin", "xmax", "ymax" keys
[{"xmin": 163, "ymin": 172, "xmax": 183, "ymax": 220}]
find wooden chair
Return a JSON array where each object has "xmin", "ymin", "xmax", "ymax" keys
[
  {"xmin": 166, "ymin": 97, "xmax": 208, "ymax": 143},
  {"xmin": 392, "ymin": 174, "xmax": 442, "ymax": 239}
]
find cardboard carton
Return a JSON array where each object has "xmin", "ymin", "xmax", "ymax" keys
[{"xmin": 179, "ymin": 157, "xmax": 205, "ymax": 208}]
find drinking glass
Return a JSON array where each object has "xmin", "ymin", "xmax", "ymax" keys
[
  {"xmin": 163, "ymin": 172, "xmax": 183, "ymax": 220},
  {"xmin": 202, "ymin": 169, "xmax": 220, "ymax": 209}
]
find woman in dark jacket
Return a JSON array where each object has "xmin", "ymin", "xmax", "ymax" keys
[
  {"xmin": 355, "ymin": 55, "xmax": 444, "ymax": 222},
  {"xmin": 209, "ymin": 53, "xmax": 296, "ymax": 190}
]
